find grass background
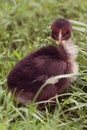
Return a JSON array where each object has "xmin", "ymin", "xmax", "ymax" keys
[{"xmin": 0, "ymin": 0, "xmax": 87, "ymax": 130}]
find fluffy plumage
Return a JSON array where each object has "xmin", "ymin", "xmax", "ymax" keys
[{"xmin": 7, "ymin": 18, "xmax": 78, "ymax": 103}]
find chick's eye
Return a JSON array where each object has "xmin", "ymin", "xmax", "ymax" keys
[
  {"xmin": 51, "ymin": 31, "xmax": 58, "ymax": 39},
  {"xmin": 66, "ymin": 31, "xmax": 70, "ymax": 34},
  {"xmin": 53, "ymin": 31, "xmax": 58, "ymax": 36},
  {"xmin": 62, "ymin": 31, "xmax": 70, "ymax": 37}
]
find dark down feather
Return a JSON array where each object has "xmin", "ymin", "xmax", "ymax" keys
[{"xmin": 7, "ymin": 19, "xmax": 78, "ymax": 103}]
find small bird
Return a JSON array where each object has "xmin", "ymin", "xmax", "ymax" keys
[{"xmin": 7, "ymin": 18, "xmax": 78, "ymax": 103}]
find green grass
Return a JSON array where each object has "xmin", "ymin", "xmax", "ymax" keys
[{"xmin": 0, "ymin": 0, "xmax": 87, "ymax": 130}]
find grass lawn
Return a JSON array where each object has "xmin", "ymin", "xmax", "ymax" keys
[{"xmin": 0, "ymin": 0, "xmax": 87, "ymax": 130}]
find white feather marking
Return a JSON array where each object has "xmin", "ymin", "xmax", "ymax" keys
[
  {"xmin": 63, "ymin": 39, "xmax": 78, "ymax": 59},
  {"xmin": 70, "ymin": 61, "xmax": 79, "ymax": 82},
  {"xmin": 15, "ymin": 90, "xmax": 33, "ymax": 103},
  {"xmin": 62, "ymin": 39, "xmax": 79, "ymax": 82}
]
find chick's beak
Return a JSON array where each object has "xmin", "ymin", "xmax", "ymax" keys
[{"xmin": 58, "ymin": 30, "xmax": 62, "ymax": 43}]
